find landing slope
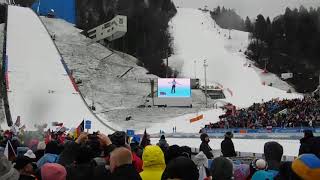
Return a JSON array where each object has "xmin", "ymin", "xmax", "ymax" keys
[{"xmin": 5, "ymin": 6, "xmax": 114, "ymax": 133}]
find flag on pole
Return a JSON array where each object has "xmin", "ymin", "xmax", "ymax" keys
[
  {"xmin": 4, "ymin": 140, "xmax": 16, "ymax": 161},
  {"xmin": 140, "ymin": 129, "xmax": 150, "ymax": 148},
  {"xmin": 73, "ymin": 120, "xmax": 84, "ymax": 139},
  {"xmin": 190, "ymin": 114, "xmax": 204, "ymax": 123}
]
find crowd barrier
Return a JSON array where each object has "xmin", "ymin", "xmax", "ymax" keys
[
  {"xmin": 202, "ymin": 127, "xmax": 320, "ymax": 134},
  {"xmin": 190, "ymin": 149, "xmax": 296, "ymax": 163}
]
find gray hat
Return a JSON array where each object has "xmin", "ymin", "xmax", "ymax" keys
[
  {"xmin": 0, "ymin": 155, "xmax": 20, "ymax": 180},
  {"xmin": 225, "ymin": 131, "xmax": 233, "ymax": 138},
  {"xmin": 211, "ymin": 157, "xmax": 233, "ymax": 180}
]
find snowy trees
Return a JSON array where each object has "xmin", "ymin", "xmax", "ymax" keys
[
  {"xmin": 247, "ymin": 6, "xmax": 320, "ymax": 92},
  {"xmin": 210, "ymin": 6, "xmax": 246, "ymax": 31}
]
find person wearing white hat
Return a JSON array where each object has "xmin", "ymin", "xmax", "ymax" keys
[{"xmin": 24, "ymin": 150, "xmax": 36, "ymax": 160}]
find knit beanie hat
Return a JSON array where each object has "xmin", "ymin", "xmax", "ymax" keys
[
  {"xmin": 160, "ymin": 135, "xmax": 165, "ymax": 140},
  {"xmin": 255, "ymin": 159, "xmax": 267, "ymax": 170},
  {"xmin": 225, "ymin": 132, "xmax": 233, "ymax": 138},
  {"xmin": 211, "ymin": 157, "xmax": 233, "ymax": 180},
  {"xmin": 0, "ymin": 156, "xmax": 20, "ymax": 180},
  {"xmin": 162, "ymin": 156, "xmax": 199, "ymax": 180},
  {"xmin": 292, "ymin": 153, "xmax": 320, "ymax": 180},
  {"xmin": 233, "ymin": 164, "xmax": 250, "ymax": 180},
  {"xmin": 110, "ymin": 131, "xmax": 126, "ymax": 147},
  {"xmin": 252, "ymin": 170, "xmax": 277, "ymax": 180},
  {"xmin": 45, "ymin": 141, "xmax": 60, "ymax": 155},
  {"xmin": 41, "ymin": 163, "xmax": 67, "ymax": 180}
]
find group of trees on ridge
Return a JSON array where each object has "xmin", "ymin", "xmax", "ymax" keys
[{"xmin": 246, "ymin": 6, "xmax": 320, "ymax": 92}]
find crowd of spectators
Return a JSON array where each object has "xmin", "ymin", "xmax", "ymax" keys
[
  {"xmin": 0, "ymin": 126, "xmax": 319, "ymax": 180},
  {"xmin": 203, "ymin": 97, "xmax": 320, "ymax": 130}
]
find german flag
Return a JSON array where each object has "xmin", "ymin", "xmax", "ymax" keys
[
  {"xmin": 190, "ymin": 114, "xmax": 204, "ymax": 123},
  {"xmin": 74, "ymin": 120, "xmax": 84, "ymax": 139}
]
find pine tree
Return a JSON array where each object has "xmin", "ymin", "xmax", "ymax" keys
[
  {"xmin": 245, "ymin": 16, "xmax": 253, "ymax": 32},
  {"xmin": 216, "ymin": 6, "xmax": 221, "ymax": 15},
  {"xmin": 254, "ymin": 14, "xmax": 267, "ymax": 40}
]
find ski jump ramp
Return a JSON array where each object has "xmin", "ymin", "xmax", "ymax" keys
[{"xmin": 3, "ymin": 5, "xmax": 115, "ymax": 133}]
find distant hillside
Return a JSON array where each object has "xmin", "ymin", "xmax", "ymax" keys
[
  {"xmin": 246, "ymin": 6, "xmax": 320, "ymax": 93},
  {"xmin": 210, "ymin": 6, "xmax": 246, "ymax": 32}
]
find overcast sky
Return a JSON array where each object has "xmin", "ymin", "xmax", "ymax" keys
[{"xmin": 172, "ymin": 0, "xmax": 320, "ymax": 19}]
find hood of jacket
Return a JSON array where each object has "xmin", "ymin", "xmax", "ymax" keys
[{"xmin": 142, "ymin": 145, "xmax": 165, "ymax": 170}]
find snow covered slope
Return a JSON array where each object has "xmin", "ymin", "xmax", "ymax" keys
[
  {"xmin": 5, "ymin": 6, "xmax": 115, "ymax": 133},
  {"xmin": 41, "ymin": 17, "xmax": 212, "ymax": 133},
  {"xmin": 168, "ymin": 8, "xmax": 301, "ymax": 108}
]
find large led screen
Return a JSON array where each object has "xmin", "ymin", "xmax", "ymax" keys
[{"xmin": 157, "ymin": 78, "xmax": 191, "ymax": 97}]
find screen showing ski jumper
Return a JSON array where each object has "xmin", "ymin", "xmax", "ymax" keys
[{"xmin": 158, "ymin": 78, "xmax": 191, "ymax": 97}]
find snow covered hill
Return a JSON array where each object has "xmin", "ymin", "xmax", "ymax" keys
[
  {"xmin": 139, "ymin": 8, "xmax": 304, "ymax": 134},
  {"xmin": 41, "ymin": 17, "xmax": 206, "ymax": 132},
  {"xmin": 168, "ymin": 8, "xmax": 301, "ymax": 108},
  {"xmin": 0, "ymin": 7, "xmax": 303, "ymax": 134}
]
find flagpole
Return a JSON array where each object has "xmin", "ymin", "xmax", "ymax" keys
[{"xmin": 8, "ymin": 140, "xmax": 17, "ymax": 157}]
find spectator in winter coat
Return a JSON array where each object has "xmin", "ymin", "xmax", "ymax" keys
[
  {"xmin": 199, "ymin": 133, "xmax": 213, "ymax": 159},
  {"xmin": 14, "ymin": 156, "xmax": 37, "ymax": 180},
  {"xmin": 0, "ymin": 155, "xmax": 20, "ymax": 180},
  {"xmin": 192, "ymin": 151, "xmax": 210, "ymax": 180},
  {"xmin": 110, "ymin": 147, "xmax": 142, "ymax": 180},
  {"xmin": 65, "ymin": 144, "xmax": 95, "ymax": 180},
  {"xmin": 210, "ymin": 157, "xmax": 233, "ymax": 180},
  {"xmin": 130, "ymin": 136, "xmax": 143, "ymax": 159},
  {"xmin": 165, "ymin": 145, "xmax": 181, "ymax": 164},
  {"xmin": 264, "ymin": 141, "xmax": 283, "ymax": 172},
  {"xmin": 162, "ymin": 156, "xmax": 199, "ymax": 180},
  {"xmin": 299, "ymin": 130, "xmax": 314, "ymax": 156},
  {"xmin": 157, "ymin": 135, "xmax": 169, "ymax": 153},
  {"xmin": 274, "ymin": 162, "xmax": 301, "ymax": 180},
  {"xmin": 36, "ymin": 141, "xmax": 60, "ymax": 168},
  {"xmin": 41, "ymin": 163, "xmax": 66, "ymax": 180},
  {"xmin": 140, "ymin": 145, "xmax": 166, "ymax": 180},
  {"xmin": 34, "ymin": 142, "xmax": 46, "ymax": 162},
  {"xmin": 221, "ymin": 132, "xmax": 237, "ymax": 157},
  {"xmin": 132, "ymin": 151, "xmax": 143, "ymax": 173}
]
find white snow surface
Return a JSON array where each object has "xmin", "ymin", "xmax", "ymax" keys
[
  {"xmin": 147, "ymin": 108, "xmax": 225, "ymax": 134},
  {"xmin": 5, "ymin": 6, "xmax": 115, "ymax": 133},
  {"xmin": 151, "ymin": 138, "xmax": 299, "ymax": 156},
  {"xmin": 168, "ymin": 8, "xmax": 301, "ymax": 108}
]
